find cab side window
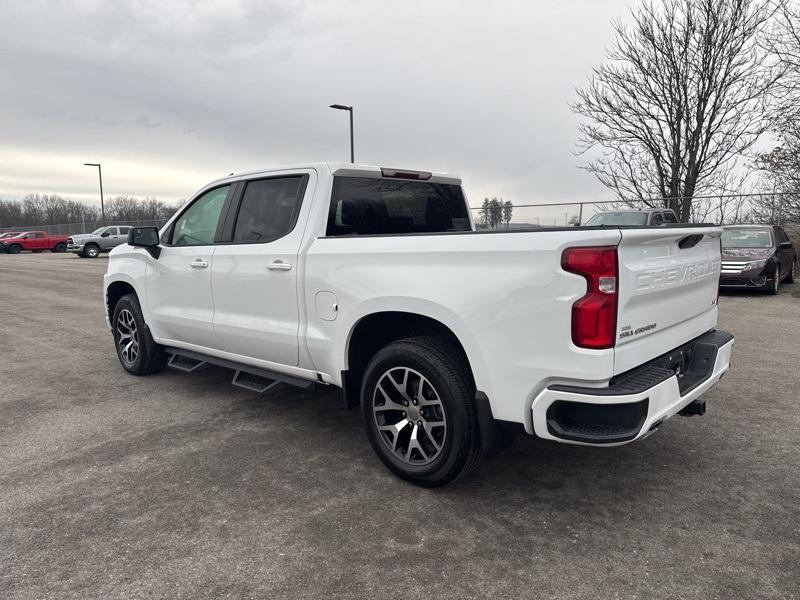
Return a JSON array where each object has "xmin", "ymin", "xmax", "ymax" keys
[
  {"xmin": 774, "ymin": 227, "xmax": 789, "ymax": 244},
  {"xmin": 171, "ymin": 185, "xmax": 230, "ymax": 246},
  {"xmin": 231, "ymin": 177, "xmax": 305, "ymax": 243},
  {"xmin": 663, "ymin": 211, "xmax": 677, "ymax": 223},
  {"xmin": 651, "ymin": 213, "xmax": 664, "ymax": 226}
]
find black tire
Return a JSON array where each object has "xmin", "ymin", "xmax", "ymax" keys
[
  {"xmin": 786, "ymin": 259, "xmax": 796, "ymax": 284},
  {"xmin": 361, "ymin": 336, "xmax": 481, "ymax": 487},
  {"xmin": 7, "ymin": 244, "xmax": 21, "ymax": 254},
  {"xmin": 111, "ymin": 293, "xmax": 167, "ymax": 375},
  {"xmin": 84, "ymin": 243, "xmax": 100, "ymax": 258},
  {"xmin": 767, "ymin": 265, "xmax": 780, "ymax": 295},
  {"xmin": 52, "ymin": 242, "xmax": 67, "ymax": 253}
]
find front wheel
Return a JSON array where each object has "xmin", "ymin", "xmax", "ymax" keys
[
  {"xmin": 52, "ymin": 242, "xmax": 67, "ymax": 253},
  {"xmin": 768, "ymin": 266, "xmax": 780, "ymax": 295},
  {"xmin": 112, "ymin": 294, "xmax": 167, "ymax": 375},
  {"xmin": 361, "ymin": 336, "xmax": 481, "ymax": 487},
  {"xmin": 7, "ymin": 244, "xmax": 21, "ymax": 254},
  {"xmin": 786, "ymin": 260, "xmax": 796, "ymax": 284},
  {"xmin": 84, "ymin": 244, "xmax": 100, "ymax": 258}
]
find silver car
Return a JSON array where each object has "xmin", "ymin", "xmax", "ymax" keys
[{"xmin": 67, "ymin": 226, "xmax": 133, "ymax": 258}]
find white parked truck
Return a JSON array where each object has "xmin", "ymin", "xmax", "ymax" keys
[{"xmin": 104, "ymin": 163, "xmax": 733, "ymax": 486}]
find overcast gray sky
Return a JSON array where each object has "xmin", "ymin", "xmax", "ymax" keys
[{"xmin": 0, "ymin": 0, "xmax": 633, "ymax": 208}]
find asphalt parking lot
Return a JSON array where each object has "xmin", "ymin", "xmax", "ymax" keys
[{"xmin": 1, "ymin": 253, "xmax": 799, "ymax": 599}]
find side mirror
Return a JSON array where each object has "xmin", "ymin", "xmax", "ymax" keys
[
  {"xmin": 128, "ymin": 226, "xmax": 161, "ymax": 258},
  {"xmin": 101, "ymin": 231, "xmax": 111, "ymax": 238}
]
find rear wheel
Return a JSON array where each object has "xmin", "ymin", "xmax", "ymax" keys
[
  {"xmin": 84, "ymin": 244, "xmax": 100, "ymax": 258},
  {"xmin": 112, "ymin": 294, "xmax": 167, "ymax": 375},
  {"xmin": 361, "ymin": 336, "xmax": 481, "ymax": 487}
]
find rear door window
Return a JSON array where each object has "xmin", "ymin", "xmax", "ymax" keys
[
  {"xmin": 662, "ymin": 212, "xmax": 677, "ymax": 223},
  {"xmin": 327, "ymin": 177, "xmax": 471, "ymax": 236},
  {"xmin": 651, "ymin": 213, "xmax": 664, "ymax": 225},
  {"xmin": 230, "ymin": 176, "xmax": 306, "ymax": 243}
]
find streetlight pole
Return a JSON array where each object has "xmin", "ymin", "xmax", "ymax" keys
[
  {"xmin": 329, "ymin": 104, "xmax": 354, "ymax": 163},
  {"xmin": 83, "ymin": 163, "xmax": 105, "ymax": 226}
]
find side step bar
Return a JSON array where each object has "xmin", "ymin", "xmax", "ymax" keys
[
  {"xmin": 165, "ymin": 347, "xmax": 315, "ymax": 393},
  {"xmin": 168, "ymin": 353, "xmax": 207, "ymax": 373}
]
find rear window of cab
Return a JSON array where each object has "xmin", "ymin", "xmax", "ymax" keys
[{"xmin": 326, "ymin": 177, "xmax": 471, "ymax": 236}]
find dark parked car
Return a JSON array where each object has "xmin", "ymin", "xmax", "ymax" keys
[{"xmin": 720, "ymin": 225, "xmax": 796, "ymax": 294}]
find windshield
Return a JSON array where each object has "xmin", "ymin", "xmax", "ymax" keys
[
  {"xmin": 721, "ymin": 228, "xmax": 773, "ymax": 248},
  {"xmin": 584, "ymin": 212, "xmax": 649, "ymax": 226},
  {"xmin": 0, "ymin": 233, "xmax": 19, "ymax": 239},
  {"xmin": 90, "ymin": 228, "xmax": 105, "ymax": 235}
]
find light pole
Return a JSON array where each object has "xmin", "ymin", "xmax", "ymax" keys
[
  {"xmin": 329, "ymin": 104, "xmax": 354, "ymax": 163},
  {"xmin": 83, "ymin": 162, "xmax": 105, "ymax": 226}
]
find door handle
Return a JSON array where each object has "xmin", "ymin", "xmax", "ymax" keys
[
  {"xmin": 267, "ymin": 260, "xmax": 292, "ymax": 271},
  {"xmin": 190, "ymin": 259, "xmax": 208, "ymax": 269}
]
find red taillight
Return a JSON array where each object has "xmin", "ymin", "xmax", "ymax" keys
[{"xmin": 561, "ymin": 246, "xmax": 618, "ymax": 349}]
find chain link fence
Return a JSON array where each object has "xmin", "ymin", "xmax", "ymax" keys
[
  {"xmin": 470, "ymin": 193, "xmax": 799, "ymax": 229},
  {"xmin": 0, "ymin": 219, "xmax": 166, "ymax": 236}
]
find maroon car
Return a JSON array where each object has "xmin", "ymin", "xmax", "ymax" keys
[{"xmin": 720, "ymin": 225, "xmax": 797, "ymax": 294}]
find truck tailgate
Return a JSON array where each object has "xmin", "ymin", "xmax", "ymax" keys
[{"xmin": 614, "ymin": 226, "xmax": 722, "ymax": 375}]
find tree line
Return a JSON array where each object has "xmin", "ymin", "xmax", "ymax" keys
[
  {"xmin": 572, "ymin": 0, "xmax": 800, "ymax": 224},
  {"xmin": 0, "ymin": 194, "xmax": 180, "ymax": 228},
  {"xmin": 477, "ymin": 197, "xmax": 513, "ymax": 229}
]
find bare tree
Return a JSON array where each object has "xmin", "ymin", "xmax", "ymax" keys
[
  {"xmin": 755, "ymin": 1, "xmax": 800, "ymax": 223},
  {"xmin": 502, "ymin": 200, "xmax": 513, "ymax": 228},
  {"xmin": 573, "ymin": 0, "xmax": 781, "ymax": 222},
  {"xmin": 0, "ymin": 194, "xmax": 179, "ymax": 230},
  {"xmin": 488, "ymin": 198, "xmax": 503, "ymax": 229}
]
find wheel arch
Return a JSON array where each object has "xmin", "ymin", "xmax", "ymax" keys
[
  {"xmin": 341, "ymin": 304, "xmax": 490, "ymax": 410},
  {"xmin": 106, "ymin": 279, "xmax": 139, "ymax": 322}
]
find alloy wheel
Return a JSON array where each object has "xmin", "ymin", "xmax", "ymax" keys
[
  {"xmin": 372, "ymin": 367, "xmax": 447, "ymax": 466},
  {"xmin": 116, "ymin": 309, "xmax": 139, "ymax": 364}
]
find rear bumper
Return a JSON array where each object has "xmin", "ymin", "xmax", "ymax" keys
[{"xmin": 530, "ymin": 329, "xmax": 734, "ymax": 445}]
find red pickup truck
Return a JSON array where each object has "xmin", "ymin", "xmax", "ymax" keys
[{"xmin": 0, "ymin": 231, "xmax": 69, "ymax": 254}]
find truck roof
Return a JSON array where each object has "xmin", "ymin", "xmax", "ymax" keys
[{"xmin": 205, "ymin": 162, "xmax": 462, "ymax": 187}]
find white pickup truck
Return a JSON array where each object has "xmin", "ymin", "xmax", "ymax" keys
[{"xmin": 104, "ymin": 163, "xmax": 733, "ymax": 486}]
